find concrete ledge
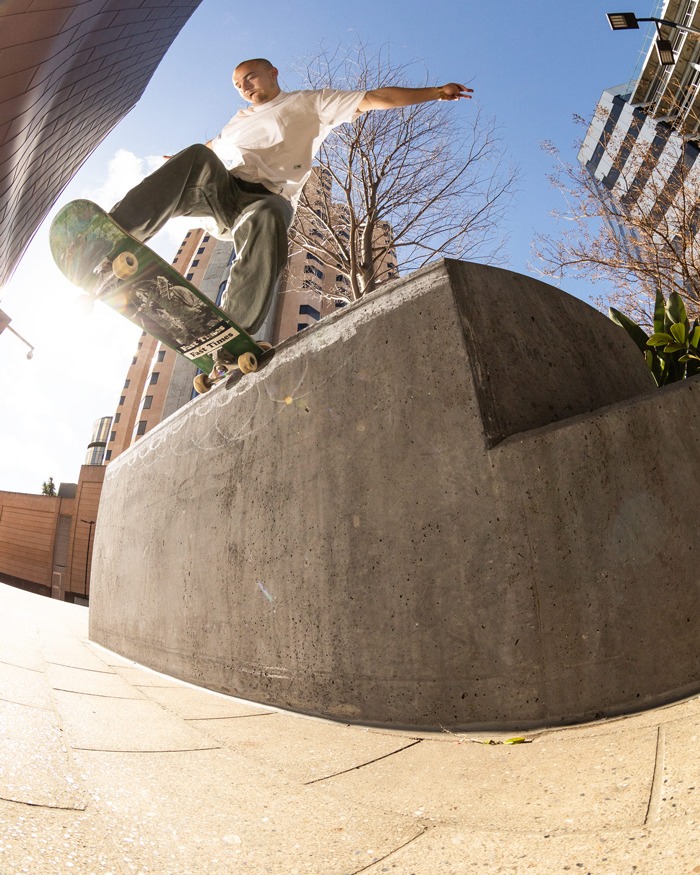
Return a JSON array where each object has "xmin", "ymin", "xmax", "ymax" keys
[{"xmin": 89, "ymin": 260, "xmax": 700, "ymax": 729}]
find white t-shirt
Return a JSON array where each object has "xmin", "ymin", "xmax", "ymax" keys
[{"xmin": 210, "ymin": 88, "xmax": 366, "ymax": 209}]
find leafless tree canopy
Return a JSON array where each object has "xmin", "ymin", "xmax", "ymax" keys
[
  {"xmin": 533, "ymin": 113, "xmax": 700, "ymax": 327},
  {"xmin": 291, "ymin": 43, "xmax": 519, "ymax": 302}
]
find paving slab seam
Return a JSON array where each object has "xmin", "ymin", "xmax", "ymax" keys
[
  {"xmin": 49, "ymin": 687, "xmax": 145, "ymax": 701},
  {"xmin": 304, "ymin": 739, "xmax": 424, "ymax": 785},
  {"xmin": 0, "ymin": 659, "xmax": 43, "ymax": 673},
  {"xmin": 643, "ymin": 724, "xmax": 667, "ymax": 825},
  {"xmin": 0, "ymin": 797, "xmax": 86, "ymax": 813},
  {"xmin": 45, "ymin": 662, "xmax": 122, "ymax": 676},
  {"xmin": 182, "ymin": 711, "xmax": 276, "ymax": 722},
  {"xmin": 348, "ymin": 826, "xmax": 429, "ymax": 874},
  {"xmin": 67, "ymin": 745, "xmax": 222, "ymax": 753},
  {"xmin": 0, "ymin": 694, "xmax": 52, "ymax": 711}
]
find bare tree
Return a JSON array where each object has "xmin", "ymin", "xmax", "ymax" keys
[
  {"xmin": 533, "ymin": 113, "xmax": 700, "ymax": 327},
  {"xmin": 290, "ymin": 43, "xmax": 519, "ymax": 303}
]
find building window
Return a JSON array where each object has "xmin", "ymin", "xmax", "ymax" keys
[
  {"xmin": 114, "ymin": 413, "xmax": 120, "ymax": 423},
  {"xmin": 157, "ymin": 350, "xmax": 166, "ymax": 362},
  {"xmin": 197, "ymin": 247, "xmax": 205, "ymax": 254},
  {"xmin": 299, "ymin": 304, "xmax": 320, "ymax": 321},
  {"xmin": 119, "ymin": 396, "xmax": 125, "ymax": 405},
  {"xmin": 216, "ymin": 281, "xmax": 227, "ymax": 306},
  {"xmin": 124, "ymin": 379, "xmax": 130, "ymax": 388},
  {"xmin": 132, "ymin": 356, "xmax": 137, "ymax": 364},
  {"xmin": 186, "ymin": 273, "xmax": 194, "ymax": 280},
  {"xmin": 297, "ymin": 323, "xmax": 310, "ymax": 332},
  {"xmin": 304, "ymin": 264, "xmax": 324, "ymax": 280},
  {"xmin": 109, "ymin": 431, "xmax": 116, "ymax": 442},
  {"xmin": 150, "ymin": 372, "xmax": 160, "ymax": 385},
  {"xmin": 192, "ymin": 259, "xmax": 200, "ymax": 267},
  {"xmin": 143, "ymin": 395, "xmax": 153, "ymax": 409},
  {"xmin": 136, "ymin": 421, "xmax": 147, "ymax": 436}
]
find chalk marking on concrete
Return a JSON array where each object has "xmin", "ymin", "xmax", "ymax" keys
[
  {"xmin": 104, "ymin": 265, "xmax": 448, "ymax": 481},
  {"xmin": 106, "ymin": 330, "xmax": 357, "ymax": 477}
]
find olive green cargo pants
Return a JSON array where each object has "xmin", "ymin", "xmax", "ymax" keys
[{"xmin": 110, "ymin": 144, "xmax": 294, "ymax": 334}]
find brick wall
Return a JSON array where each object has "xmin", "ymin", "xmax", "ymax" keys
[
  {"xmin": 0, "ymin": 491, "xmax": 61, "ymax": 589},
  {"xmin": 0, "ymin": 463, "xmax": 105, "ymax": 600}
]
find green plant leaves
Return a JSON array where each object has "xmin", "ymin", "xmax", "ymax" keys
[
  {"xmin": 670, "ymin": 322, "xmax": 687, "ymax": 344},
  {"xmin": 609, "ymin": 292, "xmax": 700, "ymax": 387},
  {"xmin": 609, "ymin": 307, "xmax": 650, "ymax": 353},
  {"xmin": 647, "ymin": 332, "xmax": 673, "ymax": 347},
  {"xmin": 666, "ymin": 291, "xmax": 688, "ymax": 328}
]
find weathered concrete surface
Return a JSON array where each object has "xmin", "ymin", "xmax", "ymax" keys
[{"xmin": 89, "ymin": 259, "xmax": 700, "ymax": 729}]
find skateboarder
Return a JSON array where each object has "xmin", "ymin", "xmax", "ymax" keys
[{"xmin": 109, "ymin": 58, "xmax": 472, "ymax": 336}]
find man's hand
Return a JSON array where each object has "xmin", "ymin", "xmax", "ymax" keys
[
  {"xmin": 358, "ymin": 83, "xmax": 474, "ymax": 112},
  {"xmin": 436, "ymin": 83, "xmax": 473, "ymax": 101}
]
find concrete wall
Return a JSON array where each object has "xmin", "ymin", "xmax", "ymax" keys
[{"xmin": 89, "ymin": 260, "xmax": 700, "ymax": 730}]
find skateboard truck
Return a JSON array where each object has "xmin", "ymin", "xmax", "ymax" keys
[{"xmin": 192, "ymin": 342, "xmax": 272, "ymax": 394}]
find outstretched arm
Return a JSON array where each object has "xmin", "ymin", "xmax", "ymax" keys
[{"xmin": 357, "ymin": 83, "xmax": 472, "ymax": 112}]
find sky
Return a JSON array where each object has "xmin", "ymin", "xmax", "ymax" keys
[{"xmin": 0, "ymin": 0, "xmax": 656, "ymax": 494}]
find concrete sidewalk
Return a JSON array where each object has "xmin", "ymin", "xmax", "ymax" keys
[{"xmin": 0, "ymin": 582, "xmax": 697, "ymax": 874}]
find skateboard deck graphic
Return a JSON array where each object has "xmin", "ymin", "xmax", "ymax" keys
[{"xmin": 49, "ymin": 200, "xmax": 266, "ymax": 391}]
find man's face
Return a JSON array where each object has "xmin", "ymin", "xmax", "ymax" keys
[{"xmin": 233, "ymin": 62, "xmax": 280, "ymax": 105}]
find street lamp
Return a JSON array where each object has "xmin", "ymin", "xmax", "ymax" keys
[
  {"xmin": 606, "ymin": 10, "xmax": 700, "ymax": 66},
  {"xmin": 607, "ymin": 12, "xmax": 641, "ymax": 29},
  {"xmin": 0, "ymin": 307, "xmax": 34, "ymax": 359}
]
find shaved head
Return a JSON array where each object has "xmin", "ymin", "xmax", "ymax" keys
[
  {"xmin": 232, "ymin": 59, "xmax": 280, "ymax": 105},
  {"xmin": 234, "ymin": 58, "xmax": 274, "ymax": 74}
]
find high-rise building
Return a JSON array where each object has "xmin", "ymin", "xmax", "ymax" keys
[
  {"xmin": 0, "ymin": 0, "xmax": 202, "ymax": 288},
  {"xmin": 579, "ymin": 1, "xmax": 700, "ymax": 221}
]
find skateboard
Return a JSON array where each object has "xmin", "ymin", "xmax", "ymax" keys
[{"xmin": 49, "ymin": 199, "xmax": 269, "ymax": 394}]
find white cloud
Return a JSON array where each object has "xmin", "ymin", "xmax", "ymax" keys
[{"xmin": 85, "ymin": 149, "xmax": 167, "ymax": 211}]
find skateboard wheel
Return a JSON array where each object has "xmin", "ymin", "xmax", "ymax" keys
[
  {"xmin": 193, "ymin": 373, "xmax": 213, "ymax": 394},
  {"xmin": 237, "ymin": 352, "xmax": 258, "ymax": 374},
  {"xmin": 112, "ymin": 251, "xmax": 139, "ymax": 279}
]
